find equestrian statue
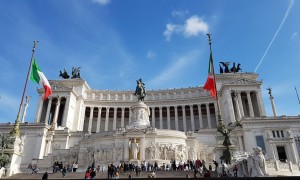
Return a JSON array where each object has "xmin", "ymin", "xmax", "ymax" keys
[{"xmin": 134, "ymin": 78, "xmax": 146, "ymax": 101}]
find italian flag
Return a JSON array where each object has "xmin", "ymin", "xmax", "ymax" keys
[
  {"xmin": 203, "ymin": 52, "xmax": 216, "ymax": 97},
  {"xmin": 29, "ymin": 58, "xmax": 52, "ymax": 100}
]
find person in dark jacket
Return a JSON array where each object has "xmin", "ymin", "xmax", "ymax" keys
[{"xmin": 42, "ymin": 171, "xmax": 48, "ymax": 180}]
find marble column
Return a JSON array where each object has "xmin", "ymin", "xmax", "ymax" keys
[
  {"xmin": 52, "ymin": 97, "xmax": 62, "ymax": 130},
  {"xmin": 129, "ymin": 109, "xmax": 132, "ymax": 124},
  {"xmin": 238, "ymin": 136, "xmax": 244, "ymax": 151},
  {"xmin": 197, "ymin": 104, "xmax": 203, "ymax": 129},
  {"xmin": 226, "ymin": 89, "xmax": 236, "ymax": 123},
  {"xmin": 214, "ymin": 102, "xmax": 218, "ymax": 127},
  {"xmin": 45, "ymin": 140, "xmax": 51, "ymax": 156},
  {"xmin": 290, "ymin": 141, "xmax": 298, "ymax": 163},
  {"xmin": 175, "ymin": 106, "xmax": 179, "ymax": 130},
  {"xmin": 234, "ymin": 95, "xmax": 242, "ymax": 121},
  {"xmin": 159, "ymin": 107, "xmax": 163, "ymax": 129},
  {"xmin": 88, "ymin": 107, "xmax": 94, "ymax": 133},
  {"xmin": 21, "ymin": 96, "xmax": 30, "ymax": 123},
  {"xmin": 45, "ymin": 97, "xmax": 53, "ymax": 125},
  {"xmin": 182, "ymin": 105, "xmax": 187, "ymax": 131},
  {"xmin": 96, "ymin": 107, "xmax": 102, "ymax": 132},
  {"xmin": 34, "ymin": 96, "xmax": 44, "ymax": 123},
  {"xmin": 113, "ymin": 107, "xmax": 117, "ymax": 130},
  {"xmin": 205, "ymin": 103, "xmax": 211, "ymax": 129},
  {"xmin": 237, "ymin": 92, "xmax": 245, "ymax": 117},
  {"xmin": 79, "ymin": 105, "xmax": 86, "ymax": 131},
  {"xmin": 62, "ymin": 96, "xmax": 71, "ymax": 127},
  {"xmin": 167, "ymin": 106, "xmax": 171, "ymax": 130},
  {"xmin": 189, "ymin": 105, "xmax": 195, "ymax": 131},
  {"xmin": 269, "ymin": 95, "xmax": 277, "ymax": 117},
  {"xmin": 246, "ymin": 91, "xmax": 255, "ymax": 117},
  {"xmin": 151, "ymin": 107, "xmax": 155, "ymax": 128},
  {"xmin": 121, "ymin": 107, "xmax": 125, "ymax": 128},
  {"xmin": 256, "ymin": 90, "xmax": 266, "ymax": 116},
  {"xmin": 105, "ymin": 107, "xmax": 110, "ymax": 131}
]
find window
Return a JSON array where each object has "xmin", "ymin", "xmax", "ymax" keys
[{"xmin": 256, "ymin": 135, "xmax": 266, "ymax": 152}]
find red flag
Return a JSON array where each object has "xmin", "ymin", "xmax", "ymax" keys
[{"xmin": 203, "ymin": 52, "xmax": 216, "ymax": 97}]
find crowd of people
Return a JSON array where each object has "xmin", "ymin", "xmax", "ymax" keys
[{"xmin": 37, "ymin": 158, "xmax": 227, "ymax": 179}]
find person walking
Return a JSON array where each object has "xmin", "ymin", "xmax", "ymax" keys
[
  {"xmin": 62, "ymin": 166, "xmax": 67, "ymax": 178},
  {"xmin": 42, "ymin": 172, "xmax": 48, "ymax": 180},
  {"xmin": 27, "ymin": 163, "xmax": 32, "ymax": 175},
  {"xmin": 90, "ymin": 169, "xmax": 96, "ymax": 179},
  {"xmin": 233, "ymin": 165, "xmax": 238, "ymax": 177}
]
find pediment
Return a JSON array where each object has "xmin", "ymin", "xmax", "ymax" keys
[
  {"xmin": 227, "ymin": 78, "xmax": 261, "ymax": 86},
  {"xmin": 50, "ymin": 82, "xmax": 73, "ymax": 91}
]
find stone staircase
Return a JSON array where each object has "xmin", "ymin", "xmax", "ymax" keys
[{"xmin": 3, "ymin": 170, "xmax": 213, "ymax": 179}]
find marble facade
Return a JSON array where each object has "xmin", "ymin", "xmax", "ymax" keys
[{"xmin": 1, "ymin": 72, "xmax": 300, "ymax": 176}]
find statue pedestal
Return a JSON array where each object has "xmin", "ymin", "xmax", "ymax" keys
[
  {"xmin": 3, "ymin": 136, "xmax": 25, "ymax": 177},
  {"xmin": 213, "ymin": 132, "xmax": 237, "ymax": 164},
  {"xmin": 126, "ymin": 101, "xmax": 150, "ymax": 129}
]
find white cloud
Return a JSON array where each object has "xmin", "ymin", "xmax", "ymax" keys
[
  {"xmin": 147, "ymin": 50, "xmax": 156, "ymax": 59},
  {"xmin": 163, "ymin": 15, "xmax": 209, "ymax": 41},
  {"xmin": 184, "ymin": 16, "xmax": 209, "ymax": 37},
  {"xmin": 163, "ymin": 23, "xmax": 182, "ymax": 41},
  {"xmin": 92, "ymin": 0, "xmax": 111, "ymax": 5},
  {"xmin": 172, "ymin": 10, "xmax": 189, "ymax": 18},
  {"xmin": 291, "ymin": 32, "xmax": 298, "ymax": 40}
]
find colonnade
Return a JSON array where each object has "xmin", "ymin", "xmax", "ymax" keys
[
  {"xmin": 231, "ymin": 90, "xmax": 266, "ymax": 121},
  {"xmin": 82, "ymin": 103, "xmax": 218, "ymax": 133},
  {"xmin": 35, "ymin": 96, "xmax": 67, "ymax": 129}
]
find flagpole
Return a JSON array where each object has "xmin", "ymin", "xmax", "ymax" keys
[
  {"xmin": 295, "ymin": 87, "xmax": 300, "ymax": 105},
  {"xmin": 10, "ymin": 41, "xmax": 38, "ymax": 137},
  {"xmin": 206, "ymin": 34, "xmax": 225, "ymax": 130}
]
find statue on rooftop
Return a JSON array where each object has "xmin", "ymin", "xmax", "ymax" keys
[
  {"xmin": 134, "ymin": 78, "xmax": 146, "ymax": 101},
  {"xmin": 219, "ymin": 62, "xmax": 242, "ymax": 73},
  {"xmin": 71, "ymin": 67, "xmax": 81, "ymax": 79},
  {"xmin": 59, "ymin": 68, "xmax": 70, "ymax": 79}
]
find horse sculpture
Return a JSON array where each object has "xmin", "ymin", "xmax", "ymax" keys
[
  {"xmin": 59, "ymin": 69, "xmax": 70, "ymax": 79},
  {"xmin": 219, "ymin": 62, "xmax": 242, "ymax": 73},
  {"xmin": 71, "ymin": 67, "xmax": 81, "ymax": 79},
  {"xmin": 134, "ymin": 78, "xmax": 146, "ymax": 101}
]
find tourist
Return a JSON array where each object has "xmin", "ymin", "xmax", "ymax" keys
[
  {"xmin": 91, "ymin": 160, "xmax": 95, "ymax": 170},
  {"xmin": 72, "ymin": 162, "xmax": 78, "ymax": 172},
  {"xmin": 128, "ymin": 172, "xmax": 132, "ymax": 179},
  {"xmin": 233, "ymin": 165, "xmax": 238, "ymax": 177},
  {"xmin": 32, "ymin": 164, "xmax": 39, "ymax": 174},
  {"xmin": 204, "ymin": 170, "xmax": 211, "ymax": 177},
  {"xmin": 42, "ymin": 171, "xmax": 48, "ymax": 180},
  {"xmin": 154, "ymin": 162, "xmax": 158, "ymax": 171},
  {"xmin": 85, "ymin": 168, "xmax": 91, "ymax": 179},
  {"xmin": 27, "ymin": 163, "xmax": 32, "ymax": 175},
  {"xmin": 198, "ymin": 166, "xmax": 203, "ymax": 177},
  {"xmin": 62, "ymin": 166, "xmax": 67, "ymax": 178},
  {"xmin": 115, "ymin": 170, "xmax": 120, "ymax": 179},
  {"xmin": 90, "ymin": 169, "xmax": 96, "ymax": 179}
]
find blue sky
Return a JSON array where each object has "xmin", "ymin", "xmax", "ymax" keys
[{"xmin": 0, "ymin": 0, "xmax": 299, "ymax": 123}]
